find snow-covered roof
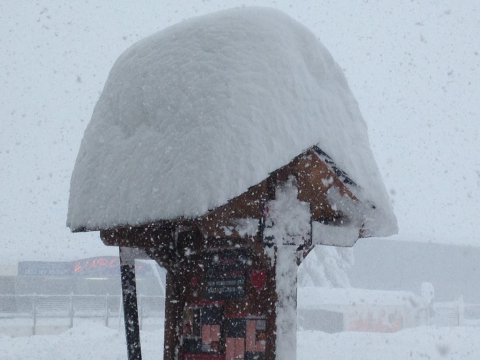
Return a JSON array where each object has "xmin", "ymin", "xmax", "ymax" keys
[
  {"xmin": 298, "ymin": 287, "xmax": 422, "ymax": 309},
  {"xmin": 67, "ymin": 7, "xmax": 397, "ymax": 236}
]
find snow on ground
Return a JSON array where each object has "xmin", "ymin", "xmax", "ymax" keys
[
  {"xmin": 299, "ymin": 327, "xmax": 480, "ymax": 360},
  {"xmin": 1, "ymin": 321, "xmax": 479, "ymax": 360},
  {"xmin": 1, "ymin": 321, "xmax": 161, "ymax": 360}
]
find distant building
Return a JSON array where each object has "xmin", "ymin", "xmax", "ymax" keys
[
  {"xmin": 298, "ymin": 287, "xmax": 429, "ymax": 333},
  {"xmin": 1, "ymin": 257, "xmax": 163, "ymax": 298}
]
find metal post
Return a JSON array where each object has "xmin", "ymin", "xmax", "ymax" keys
[
  {"xmin": 69, "ymin": 292, "xmax": 74, "ymax": 328},
  {"xmin": 118, "ymin": 293, "xmax": 123, "ymax": 330},
  {"xmin": 105, "ymin": 293, "xmax": 109, "ymax": 327},
  {"xmin": 120, "ymin": 246, "xmax": 142, "ymax": 360},
  {"xmin": 139, "ymin": 295, "xmax": 143, "ymax": 331},
  {"xmin": 458, "ymin": 296, "xmax": 464, "ymax": 326},
  {"xmin": 32, "ymin": 293, "xmax": 37, "ymax": 336}
]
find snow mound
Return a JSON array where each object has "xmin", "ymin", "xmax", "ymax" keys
[
  {"xmin": 67, "ymin": 7, "xmax": 397, "ymax": 235},
  {"xmin": 298, "ymin": 287, "xmax": 421, "ymax": 309}
]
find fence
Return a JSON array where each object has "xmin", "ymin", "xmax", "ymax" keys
[
  {"xmin": 0, "ymin": 294, "xmax": 165, "ymax": 335},
  {"xmin": 432, "ymin": 298, "xmax": 480, "ymax": 327},
  {"xmin": 2, "ymin": 294, "xmax": 480, "ymax": 335},
  {"xmin": 433, "ymin": 300, "xmax": 463, "ymax": 327}
]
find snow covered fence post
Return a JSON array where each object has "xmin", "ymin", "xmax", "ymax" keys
[
  {"xmin": 265, "ymin": 178, "xmax": 312, "ymax": 360},
  {"xmin": 69, "ymin": 292, "xmax": 74, "ymax": 329},
  {"xmin": 32, "ymin": 293, "xmax": 37, "ymax": 336},
  {"xmin": 274, "ymin": 246, "xmax": 298, "ymax": 360},
  {"xmin": 104, "ymin": 293, "xmax": 109, "ymax": 327}
]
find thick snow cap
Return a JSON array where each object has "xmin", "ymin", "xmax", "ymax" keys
[{"xmin": 67, "ymin": 7, "xmax": 397, "ymax": 236}]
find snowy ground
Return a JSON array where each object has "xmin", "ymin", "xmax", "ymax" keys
[
  {"xmin": 1, "ymin": 320, "xmax": 478, "ymax": 360},
  {"xmin": 299, "ymin": 327, "xmax": 480, "ymax": 360}
]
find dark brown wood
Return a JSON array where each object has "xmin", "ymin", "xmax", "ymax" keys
[
  {"xmin": 265, "ymin": 255, "xmax": 278, "ymax": 360},
  {"xmin": 167, "ymin": 240, "xmax": 278, "ymax": 359},
  {"xmin": 99, "ymin": 147, "xmax": 358, "ymax": 250},
  {"xmin": 91, "ymin": 146, "xmax": 366, "ymax": 360},
  {"xmin": 119, "ymin": 247, "xmax": 142, "ymax": 360},
  {"xmin": 163, "ymin": 270, "xmax": 185, "ymax": 360}
]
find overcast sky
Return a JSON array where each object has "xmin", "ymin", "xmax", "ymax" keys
[{"xmin": 1, "ymin": 1, "xmax": 478, "ymax": 263}]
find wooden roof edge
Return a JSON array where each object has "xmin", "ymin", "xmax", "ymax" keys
[
  {"xmin": 72, "ymin": 145, "xmax": 374, "ymax": 237},
  {"xmin": 310, "ymin": 145, "xmax": 357, "ymax": 188}
]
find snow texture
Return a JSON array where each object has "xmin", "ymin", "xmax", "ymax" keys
[
  {"xmin": 275, "ymin": 245, "xmax": 298, "ymax": 360},
  {"xmin": 313, "ymin": 221, "xmax": 359, "ymax": 247},
  {"xmin": 264, "ymin": 177, "xmax": 311, "ymax": 248},
  {"xmin": 2, "ymin": 320, "xmax": 479, "ymax": 360},
  {"xmin": 298, "ymin": 246, "xmax": 353, "ymax": 287},
  {"xmin": 298, "ymin": 287, "xmax": 423, "ymax": 309},
  {"xmin": 264, "ymin": 178, "xmax": 310, "ymax": 360},
  {"xmin": 67, "ymin": 6, "xmax": 397, "ymax": 236},
  {"xmin": 232, "ymin": 218, "xmax": 259, "ymax": 238}
]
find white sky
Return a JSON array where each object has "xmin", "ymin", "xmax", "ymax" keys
[{"xmin": 0, "ymin": 1, "xmax": 479, "ymax": 263}]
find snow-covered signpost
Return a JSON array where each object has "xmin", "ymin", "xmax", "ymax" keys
[{"xmin": 67, "ymin": 7, "xmax": 397, "ymax": 360}]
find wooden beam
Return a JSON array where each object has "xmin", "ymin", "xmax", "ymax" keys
[
  {"xmin": 119, "ymin": 247, "xmax": 142, "ymax": 360},
  {"xmin": 163, "ymin": 270, "xmax": 184, "ymax": 360}
]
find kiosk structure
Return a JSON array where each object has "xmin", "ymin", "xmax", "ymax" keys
[{"xmin": 67, "ymin": 7, "xmax": 397, "ymax": 360}]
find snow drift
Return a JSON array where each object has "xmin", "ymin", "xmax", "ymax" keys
[{"xmin": 67, "ymin": 7, "xmax": 397, "ymax": 236}]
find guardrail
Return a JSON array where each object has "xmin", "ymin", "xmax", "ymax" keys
[
  {"xmin": 0, "ymin": 294, "xmax": 165, "ymax": 335},
  {"xmin": 2, "ymin": 294, "xmax": 479, "ymax": 335},
  {"xmin": 432, "ymin": 299, "xmax": 480, "ymax": 327}
]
